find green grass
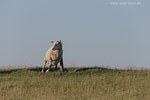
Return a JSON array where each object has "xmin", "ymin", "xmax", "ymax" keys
[{"xmin": 0, "ymin": 67, "xmax": 150, "ymax": 100}]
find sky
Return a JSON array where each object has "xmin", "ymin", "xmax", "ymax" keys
[{"xmin": 0, "ymin": 0, "xmax": 150, "ymax": 68}]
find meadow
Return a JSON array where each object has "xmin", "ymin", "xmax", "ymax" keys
[{"xmin": 0, "ymin": 67, "xmax": 150, "ymax": 100}]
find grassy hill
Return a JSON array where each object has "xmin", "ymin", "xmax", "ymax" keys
[{"xmin": 0, "ymin": 67, "xmax": 150, "ymax": 100}]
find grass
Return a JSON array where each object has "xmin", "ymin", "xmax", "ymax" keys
[{"xmin": 0, "ymin": 67, "xmax": 150, "ymax": 100}]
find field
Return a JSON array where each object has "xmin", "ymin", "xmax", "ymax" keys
[{"xmin": 0, "ymin": 67, "xmax": 150, "ymax": 100}]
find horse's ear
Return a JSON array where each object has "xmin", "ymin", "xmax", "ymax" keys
[{"xmin": 51, "ymin": 41, "xmax": 54, "ymax": 43}]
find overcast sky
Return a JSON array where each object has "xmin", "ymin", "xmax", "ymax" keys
[{"xmin": 0, "ymin": 0, "xmax": 150, "ymax": 68}]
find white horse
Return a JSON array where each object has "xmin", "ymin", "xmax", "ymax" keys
[{"xmin": 42, "ymin": 40, "xmax": 64, "ymax": 72}]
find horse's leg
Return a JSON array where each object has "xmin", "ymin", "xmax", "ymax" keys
[
  {"xmin": 55, "ymin": 64, "xmax": 58, "ymax": 70},
  {"xmin": 46, "ymin": 61, "xmax": 52, "ymax": 72},
  {"xmin": 42, "ymin": 61, "xmax": 47, "ymax": 72},
  {"xmin": 60, "ymin": 58, "xmax": 64, "ymax": 72}
]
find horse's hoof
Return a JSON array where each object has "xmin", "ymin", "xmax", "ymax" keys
[
  {"xmin": 41, "ymin": 70, "xmax": 44, "ymax": 72},
  {"xmin": 46, "ymin": 70, "xmax": 49, "ymax": 72}
]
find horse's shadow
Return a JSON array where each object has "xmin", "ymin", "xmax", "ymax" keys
[
  {"xmin": 28, "ymin": 67, "xmax": 69, "ymax": 72},
  {"xmin": 28, "ymin": 67, "xmax": 42, "ymax": 72}
]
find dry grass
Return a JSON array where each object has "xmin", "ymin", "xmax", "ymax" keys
[{"xmin": 0, "ymin": 67, "xmax": 150, "ymax": 100}]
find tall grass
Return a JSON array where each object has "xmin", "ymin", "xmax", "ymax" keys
[{"xmin": 0, "ymin": 67, "xmax": 150, "ymax": 100}]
